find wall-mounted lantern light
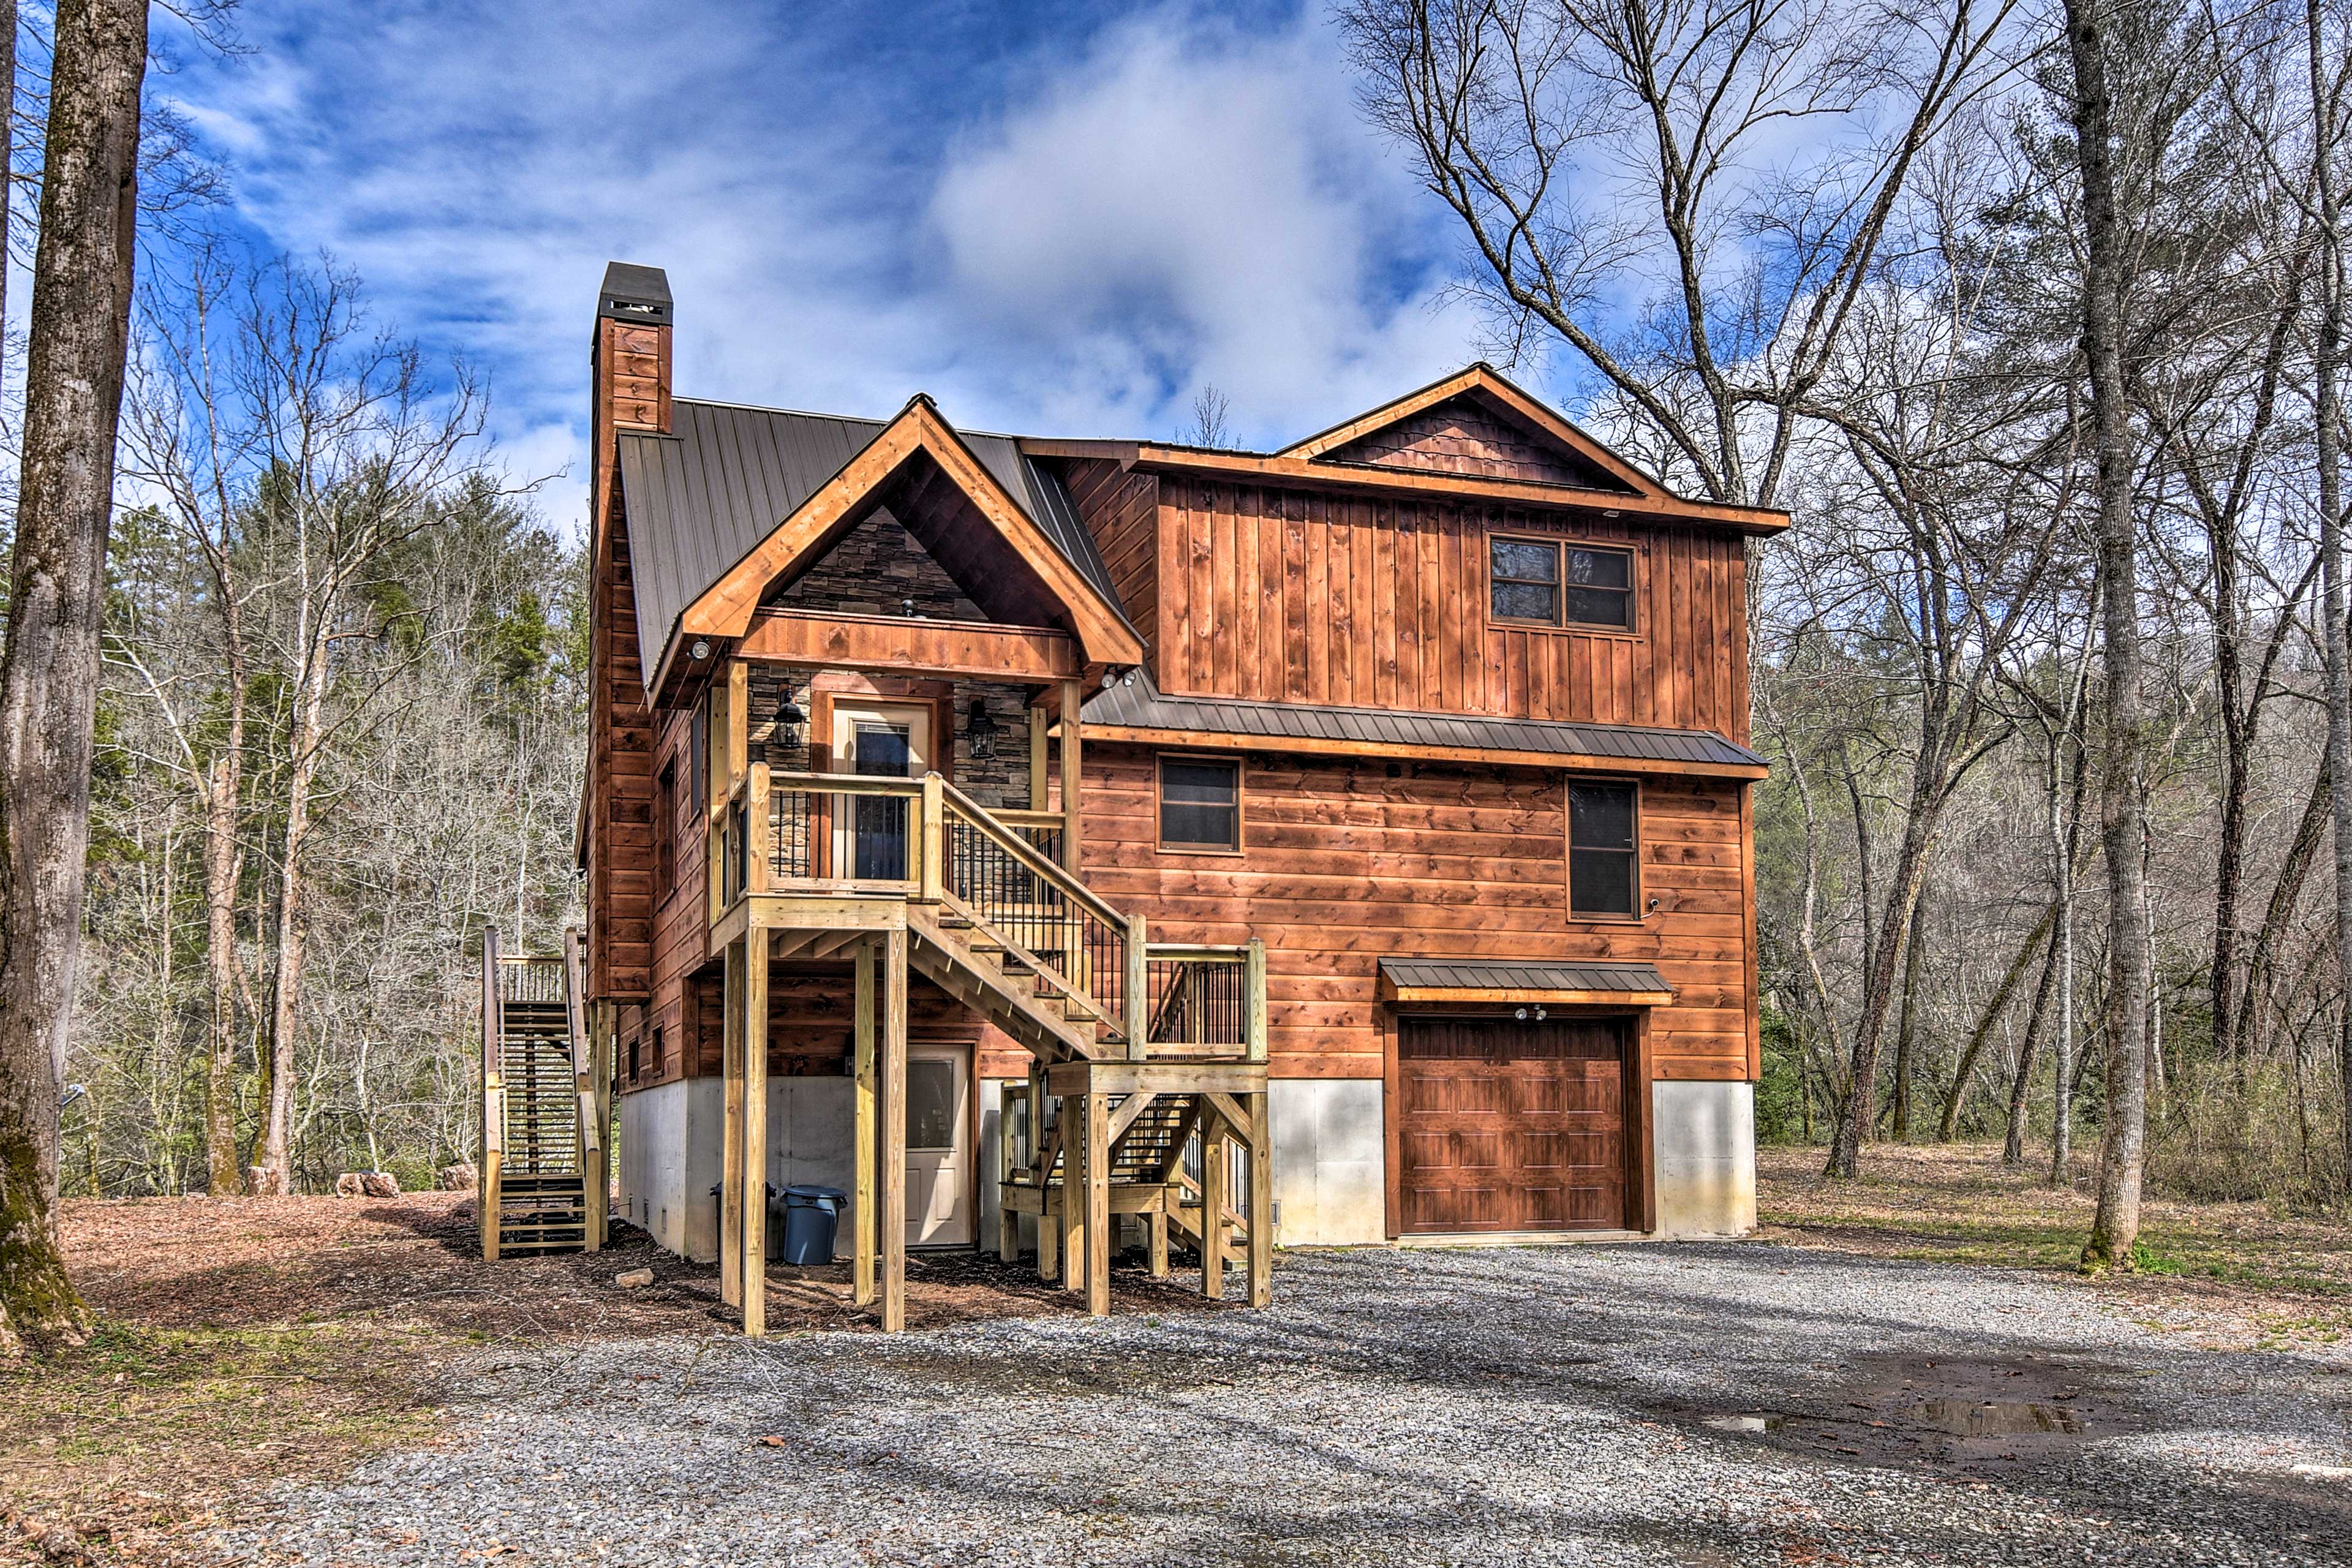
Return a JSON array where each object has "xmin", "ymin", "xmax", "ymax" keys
[
  {"xmin": 775, "ymin": 693, "xmax": 807, "ymax": 752},
  {"xmin": 967, "ymin": 699, "xmax": 998, "ymax": 760}
]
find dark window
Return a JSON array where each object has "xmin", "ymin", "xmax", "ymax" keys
[
  {"xmin": 1490, "ymin": 537, "xmax": 1634, "ymax": 630},
  {"xmin": 654, "ymin": 760, "xmax": 677, "ymax": 893},
  {"xmin": 627, "ymin": 1030, "xmax": 641, "ymax": 1083},
  {"xmin": 650, "ymin": 1025, "xmax": 665, "ymax": 1080},
  {"xmin": 1159, "ymin": 756, "xmax": 1241, "ymax": 851},
  {"xmin": 1569, "ymin": 781, "xmax": 1639, "ymax": 917}
]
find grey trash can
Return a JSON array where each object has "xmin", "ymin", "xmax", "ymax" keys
[{"xmin": 778, "ymin": 1185, "xmax": 847, "ymax": 1265}]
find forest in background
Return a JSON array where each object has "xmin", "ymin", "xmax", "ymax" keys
[{"xmin": 42, "ymin": 0, "xmax": 2352, "ymax": 1239}]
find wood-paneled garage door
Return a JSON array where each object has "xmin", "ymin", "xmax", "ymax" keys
[{"xmin": 1396, "ymin": 1016, "xmax": 1630, "ymax": 1234}]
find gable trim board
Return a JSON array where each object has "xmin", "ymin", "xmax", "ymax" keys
[
  {"xmin": 1278, "ymin": 364, "xmax": 1664, "ymax": 498},
  {"xmin": 617, "ymin": 398, "xmax": 1145, "ymax": 696},
  {"xmin": 1072, "ymin": 677, "xmax": 1767, "ymax": 780}
]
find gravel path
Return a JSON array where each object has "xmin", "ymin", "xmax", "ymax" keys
[{"xmin": 219, "ymin": 1243, "xmax": 2352, "ymax": 1567}]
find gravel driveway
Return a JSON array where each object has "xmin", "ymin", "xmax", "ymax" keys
[{"xmin": 220, "ymin": 1243, "xmax": 2352, "ymax": 1567}]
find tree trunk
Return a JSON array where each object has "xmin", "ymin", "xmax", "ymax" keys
[
  {"xmin": 2239, "ymin": 752, "xmax": 2332, "ymax": 1064},
  {"xmin": 2309, "ymin": 0, "xmax": 2352, "ymax": 1199},
  {"xmin": 1943, "ymin": 900, "xmax": 2062, "ymax": 1142},
  {"xmin": 2067, "ymin": 0, "xmax": 2150, "ymax": 1270},
  {"xmin": 0, "ymin": 0, "xmax": 147, "ymax": 1355},
  {"xmin": 1893, "ymin": 892, "xmax": 1929, "ymax": 1140},
  {"xmin": 202, "ymin": 737, "xmax": 244, "ymax": 1196},
  {"xmin": 252, "ymin": 650, "xmax": 326, "ymax": 1194},
  {"xmin": 2002, "ymin": 911, "xmax": 2065, "ymax": 1162}
]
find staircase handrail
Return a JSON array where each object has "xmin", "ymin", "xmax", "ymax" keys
[{"xmin": 933, "ymin": 775, "xmax": 1128, "ymax": 933}]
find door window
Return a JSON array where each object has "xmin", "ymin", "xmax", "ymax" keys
[
  {"xmin": 853, "ymin": 722, "xmax": 913, "ymax": 879},
  {"xmin": 907, "ymin": 1058, "xmax": 956, "ymax": 1150}
]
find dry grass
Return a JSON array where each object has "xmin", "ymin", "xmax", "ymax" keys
[{"xmin": 1758, "ymin": 1142, "xmax": 2352, "ymax": 1349}]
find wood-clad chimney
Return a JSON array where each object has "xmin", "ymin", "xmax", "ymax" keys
[{"xmin": 590, "ymin": 260, "xmax": 673, "ymax": 535}]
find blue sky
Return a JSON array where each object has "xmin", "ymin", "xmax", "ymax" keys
[{"xmin": 154, "ymin": 0, "xmax": 1490, "ymax": 536}]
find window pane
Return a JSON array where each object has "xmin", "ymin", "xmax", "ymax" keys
[
  {"xmin": 907, "ymin": 1060, "xmax": 956, "ymax": 1150},
  {"xmin": 1570, "ymin": 849, "xmax": 1637, "ymax": 916},
  {"xmin": 1162, "ymin": 802, "xmax": 1238, "ymax": 848},
  {"xmin": 1561, "ymin": 585, "xmax": 1632, "ymax": 628},
  {"xmin": 1491, "ymin": 580, "xmax": 1558, "ymax": 622},
  {"xmin": 1566, "ymin": 546, "xmax": 1630, "ymax": 589},
  {"xmin": 854, "ymin": 723, "xmax": 913, "ymax": 777},
  {"xmin": 1569, "ymin": 782, "xmax": 1636, "ymax": 850},
  {"xmin": 1161, "ymin": 758, "xmax": 1239, "ymax": 848},
  {"xmin": 1491, "ymin": 539, "xmax": 1558, "ymax": 582}
]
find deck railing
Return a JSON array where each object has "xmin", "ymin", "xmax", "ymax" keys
[{"xmin": 725, "ymin": 764, "xmax": 1264, "ymax": 1062}]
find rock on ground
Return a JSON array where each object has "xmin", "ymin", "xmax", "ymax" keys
[{"xmin": 216, "ymin": 1243, "xmax": 2352, "ymax": 1567}]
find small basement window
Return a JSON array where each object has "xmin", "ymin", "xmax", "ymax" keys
[
  {"xmin": 1158, "ymin": 756, "xmax": 1241, "ymax": 853},
  {"xmin": 1490, "ymin": 536, "xmax": 1634, "ymax": 631},
  {"xmin": 1569, "ymin": 780, "xmax": 1640, "ymax": 918}
]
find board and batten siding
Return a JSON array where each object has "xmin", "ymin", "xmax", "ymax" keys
[
  {"xmin": 1078, "ymin": 743, "xmax": 1758, "ymax": 1084},
  {"xmin": 1066, "ymin": 472, "xmax": 1750, "ymax": 743}
]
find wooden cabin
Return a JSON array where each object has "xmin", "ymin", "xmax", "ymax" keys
[{"xmin": 576, "ymin": 262, "xmax": 1783, "ymax": 1330}]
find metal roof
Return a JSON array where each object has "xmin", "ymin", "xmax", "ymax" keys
[
  {"xmin": 614, "ymin": 400, "xmax": 1131, "ymax": 685},
  {"xmin": 1079, "ymin": 674, "xmax": 1765, "ymax": 772},
  {"xmin": 1379, "ymin": 959, "xmax": 1671, "ymax": 995}
]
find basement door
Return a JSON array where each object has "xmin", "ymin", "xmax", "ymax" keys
[
  {"xmin": 1395, "ymin": 1016, "xmax": 1631, "ymax": 1234},
  {"xmin": 905, "ymin": 1046, "xmax": 974, "ymax": 1248}
]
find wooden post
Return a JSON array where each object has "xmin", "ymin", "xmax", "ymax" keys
[
  {"xmin": 587, "ymin": 1000, "xmax": 613, "ymax": 1251},
  {"xmin": 918, "ymin": 771, "xmax": 944, "ymax": 902},
  {"xmin": 1200, "ymin": 1106, "xmax": 1228, "ymax": 1300},
  {"xmin": 480, "ymin": 928, "xmax": 502, "ymax": 1262},
  {"xmin": 1125, "ymin": 914, "xmax": 1148, "ymax": 1061},
  {"xmin": 1246, "ymin": 1090, "xmax": 1272, "ymax": 1308},
  {"xmin": 852, "ymin": 940, "xmax": 877, "ymax": 1306},
  {"xmin": 1058, "ymin": 1101, "xmax": 1083, "ymax": 1294},
  {"xmin": 881, "ymin": 925, "xmax": 910, "ymax": 1333},
  {"xmin": 1148, "ymin": 1202, "xmax": 1169, "ymax": 1278},
  {"xmin": 996, "ymin": 1085, "xmax": 1020, "ymax": 1262},
  {"xmin": 720, "ymin": 938, "xmax": 744, "ymax": 1308},
  {"xmin": 1244, "ymin": 939, "xmax": 1268, "ymax": 1065},
  {"xmin": 1028, "ymin": 703, "xmax": 1049, "ymax": 810},
  {"xmin": 746, "ymin": 763, "xmax": 772, "ymax": 895},
  {"xmin": 1058, "ymin": 677, "xmax": 1084, "ymax": 874},
  {"xmin": 741, "ymin": 927, "xmax": 769, "ymax": 1338},
  {"xmin": 1083, "ymin": 1088, "xmax": 1111, "ymax": 1317}
]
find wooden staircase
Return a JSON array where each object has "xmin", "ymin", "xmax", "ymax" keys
[{"xmin": 480, "ymin": 929, "xmax": 605, "ymax": 1259}]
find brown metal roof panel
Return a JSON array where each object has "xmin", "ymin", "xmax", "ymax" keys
[{"xmin": 1380, "ymin": 958, "xmax": 1670, "ymax": 993}]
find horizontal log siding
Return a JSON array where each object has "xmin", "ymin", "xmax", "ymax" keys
[
  {"xmin": 1150, "ymin": 477, "xmax": 1749, "ymax": 744},
  {"xmin": 1079, "ymin": 742, "xmax": 1754, "ymax": 1083}
]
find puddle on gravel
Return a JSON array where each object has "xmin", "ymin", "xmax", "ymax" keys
[
  {"xmin": 1682, "ymin": 1353, "xmax": 2143, "ymax": 1477},
  {"xmin": 1906, "ymin": 1398, "xmax": 2085, "ymax": 1436}
]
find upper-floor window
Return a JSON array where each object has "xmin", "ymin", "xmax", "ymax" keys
[
  {"xmin": 655, "ymin": 759, "xmax": 677, "ymax": 893},
  {"xmin": 1159, "ymin": 755, "xmax": 1242, "ymax": 853},
  {"xmin": 1569, "ymin": 780, "xmax": 1639, "ymax": 918},
  {"xmin": 1490, "ymin": 536, "xmax": 1635, "ymax": 631}
]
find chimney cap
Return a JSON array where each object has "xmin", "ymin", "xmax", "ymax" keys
[{"xmin": 598, "ymin": 262, "xmax": 673, "ymax": 326}]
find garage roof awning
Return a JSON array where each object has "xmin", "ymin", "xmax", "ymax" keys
[{"xmin": 1378, "ymin": 959, "xmax": 1673, "ymax": 1006}]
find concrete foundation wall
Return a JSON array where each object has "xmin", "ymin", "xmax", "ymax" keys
[
  {"xmin": 1268, "ymin": 1079, "xmax": 1387, "ymax": 1246},
  {"xmin": 616, "ymin": 1077, "xmax": 723, "ymax": 1261},
  {"xmin": 1651, "ymin": 1080, "xmax": 1756, "ymax": 1238}
]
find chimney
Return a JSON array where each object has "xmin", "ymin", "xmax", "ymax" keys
[{"xmin": 590, "ymin": 261, "xmax": 673, "ymax": 536}]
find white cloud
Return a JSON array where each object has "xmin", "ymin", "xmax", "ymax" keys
[{"xmin": 154, "ymin": 2, "xmax": 1488, "ymax": 529}]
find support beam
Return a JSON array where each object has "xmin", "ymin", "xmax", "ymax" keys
[
  {"xmin": 1246, "ymin": 1091, "xmax": 1272, "ymax": 1308},
  {"xmin": 1028, "ymin": 704, "xmax": 1048, "ymax": 811},
  {"xmin": 997, "ymin": 1088, "xmax": 1021, "ymax": 1262},
  {"xmin": 1058, "ymin": 1102, "xmax": 1082, "ymax": 1294},
  {"xmin": 1200, "ymin": 1105, "xmax": 1229, "ymax": 1301},
  {"xmin": 1083, "ymin": 1088, "xmax": 1111, "ymax": 1317},
  {"xmin": 587, "ymin": 1001, "xmax": 613, "ymax": 1250},
  {"xmin": 720, "ymin": 938, "xmax": 744, "ymax": 1309},
  {"xmin": 881, "ymin": 925, "xmax": 910, "ymax": 1333},
  {"xmin": 853, "ymin": 940, "xmax": 877, "ymax": 1307},
  {"xmin": 1059, "ymin": 677, "xmax": 1083, "ymax": 875},
  {"xmin": 741, "ymin": 928, "xmax": 769, "ymax": 1337},
  {"xmin": 1148, "ymin": 1206, "xmax": 1169, "ymax": 1279}
]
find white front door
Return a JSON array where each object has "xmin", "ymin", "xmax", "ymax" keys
[
  {"xmin": 905, "ymin": 1047, "xmax": 973, "ymax": 1247},
  {"xmin": 829, "ymin": 701, "xmax": 932, "ymax": 881}
]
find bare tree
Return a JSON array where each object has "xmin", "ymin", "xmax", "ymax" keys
[
  {"xmin": 0, "ymin": 0, "xmax": 145, "ymax": 1355},
  {"xmin": 1185, "ymin": 383, "xmax": 1232, "ymax": 448}
]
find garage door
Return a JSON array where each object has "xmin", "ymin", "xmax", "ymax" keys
[{"xmin": 1396, "ymin": 1016, "xmax": 1629, "ymax": 1234}]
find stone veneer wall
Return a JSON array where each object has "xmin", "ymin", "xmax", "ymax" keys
[
  {"xmin": 769, "ymin": 508, "xmax": 986, "ymax": 622},
  {"xmin": 744, "ymin": 663, "xmax": 1033, "ymax": 812}
]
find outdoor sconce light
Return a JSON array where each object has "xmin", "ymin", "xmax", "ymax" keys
[
  {"xmin": 689, "ymin": 638, "xmax": 711, "ymax": 662},
  {"xmin": 966, "ymin": 699, "xmax": 998, "ymax": 760},
  {"xmin": 1515, "ymin": 1007, "xmax": 1528, "ymax": 1021},
  {"xmin": 774, "ymin": 693, "xmax": 807, "ymax": 751}
]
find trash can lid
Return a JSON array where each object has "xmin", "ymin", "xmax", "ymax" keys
[{"xmin": 783, "ymin": 1184, "xmax": 848, "ymax": 1200}]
